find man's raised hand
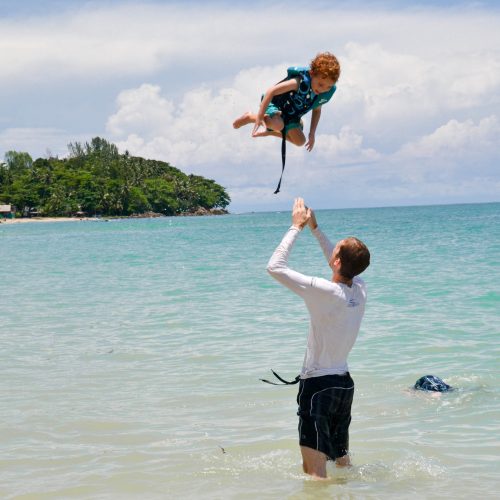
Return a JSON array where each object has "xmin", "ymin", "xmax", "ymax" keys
[{"xmin": 292, "ymin": 198, "xmax": 311, "ymax": 230}]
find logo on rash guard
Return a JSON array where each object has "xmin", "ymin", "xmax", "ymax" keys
[{"xmin": 347, "ymin": 298, "xmax": 359, "ymax": 307}]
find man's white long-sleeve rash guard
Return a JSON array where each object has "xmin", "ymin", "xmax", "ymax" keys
[{"xmin": 266, "ymin": 226, "xmax": 367, "ymax": 379}]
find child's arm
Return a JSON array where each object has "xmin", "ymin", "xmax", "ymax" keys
[
  {"xmin": 305, "ymin": 107, "xmax": 322, "ymax": 151},
  {"xmin": 253, "ymin": 78, "xmax": 300, "ymax": 136}
]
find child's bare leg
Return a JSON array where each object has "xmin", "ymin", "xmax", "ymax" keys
[
  {"xmin": 253, "ymin": 120, "xmax": 307, "ymax": 146},
  {"xmin": 265, "ymin": 114, "xmax": 284, "ymax": 132},
  {"xmin": 233, "ymin": 112, "xmax": 255, "ymax": 129},
  {"xmin": 233, "ymin": 112, "xmax": 284, "ymax": 132},
  {"xmin": 253, "ymin": 129, "xmax": 282, "ymax": 139},
  {"xmin": 251, "ymin": 114, "xmax": 285, "ymax": 138},
  {"xmin": 286, "ymin": 128, "xmax": 306, "ymax": 147},
  {"xmin": 257, "ymin": 127, "xmax": 306, "ymax": 144}
]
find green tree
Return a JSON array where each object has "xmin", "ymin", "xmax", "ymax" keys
[
  {"xmin": 68, "ymin": 137, "xmax": 119, "ymax": 160},
  {"xmin": 144, "ymin": 178, "xmax": 179, "ymax": 215},
  {"xmin": 188, "ymin": 175, "xmax": 230, "ymax": 209},
  {"xmin": 0, "ymin": 161, "xmax": 11, "ymax": 198},
  {"xmin": 128, "ymin": 186, "xmax": 151, "ymax": 213},
  {"xmin": 4, "ymin": 151, "xmax": 33, "ymax": 176},
  {"xmin": 2, "ymin": 137, "xmax": 230, "ymax": 217}
]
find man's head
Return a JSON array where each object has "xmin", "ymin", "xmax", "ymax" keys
[
  {"xmin": 414, "ymin": 375, "xmax": 453, "ymax": 392},
  {"xmin": 330, "ymin": 237, "xmax": 370, "ymax": 280},
  {"xmin": 310, "ymin": 52, "xmax": 340, "ymax": 94}
]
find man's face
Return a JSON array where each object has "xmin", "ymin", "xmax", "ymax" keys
[
  {"xmin": 329, "ymin": 241, "xmax": 342, "ymax": 269},
  {"xmin": 311, "ymin": 74, "xmax": 335, "ymax": 95}
]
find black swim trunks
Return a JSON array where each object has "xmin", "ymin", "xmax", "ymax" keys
[{"xmin": 296, "ymin": 373, "xmax": 354, "ymax": 460}]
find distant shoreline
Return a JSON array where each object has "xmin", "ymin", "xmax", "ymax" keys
[
  {"xmin": 0, "ymin": 209, "xmax": 229, "ymax": 225},
  {"xmin": 1, "ymin": 217, "xmax": 96, "ymax": 224}
]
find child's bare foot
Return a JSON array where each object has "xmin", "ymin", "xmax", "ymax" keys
[
  {"xmin": 233, "ymin": 112, "xmax": 254, "ymax": 129},
  {"xmin": 252, "ymin": 128, "xmax": 272, "ymax": 137}
]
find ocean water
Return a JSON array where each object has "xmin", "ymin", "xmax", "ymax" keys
[{"xmin": 0, "ymin": 202, "xmax": 499, "ymax": 499}]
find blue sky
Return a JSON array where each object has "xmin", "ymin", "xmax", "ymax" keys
[{"xmin": 1, "ymin": 0, "xmax": 499, "ymax": 212}]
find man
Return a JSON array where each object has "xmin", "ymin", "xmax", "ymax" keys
[{"xmin": 266, "ymin": 198, "xmax": 370, "ymax": 479}]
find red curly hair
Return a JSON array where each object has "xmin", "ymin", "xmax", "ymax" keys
[{"xmin": 310, "ymin": 52, "xmax": 340, "ymax": 83}]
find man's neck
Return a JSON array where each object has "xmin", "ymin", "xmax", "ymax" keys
[{"xmin": 333, "ymin": 273, "xmax": 353, "ymax": 287}]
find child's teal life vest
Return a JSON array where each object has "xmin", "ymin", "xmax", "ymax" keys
[
  {"xmin": 270, "ymin": 67, "xmax": 336, "ymax": 194},
  {"xmin": 270, "ymin": 66, "xmax": 336, "ymax": 125}
]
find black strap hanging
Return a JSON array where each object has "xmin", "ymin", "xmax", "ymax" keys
[
  {"xmin": 273, "ymin": 130, "xmax": 287, "ymax": 194},
  {"xmin": 270, "ymin": 70, "xmax": 320, "ymax": 194},
  {"xmin": 260, "ymin": 369, "xmax": 300, "ymax": 385}
]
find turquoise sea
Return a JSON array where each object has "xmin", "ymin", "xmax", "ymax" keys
[{"xmin": 1, "ymin": 202, "xmax": 499, "ymax": 499}]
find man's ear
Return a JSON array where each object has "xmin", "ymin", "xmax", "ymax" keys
[{"xmin": 329, "ymin": 256, "xmax": 340, "ymax": 269}]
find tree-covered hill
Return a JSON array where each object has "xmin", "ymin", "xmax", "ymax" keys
[{"xmin": 0, "ymin": 137, "xmax": 230, "ymax": 217}]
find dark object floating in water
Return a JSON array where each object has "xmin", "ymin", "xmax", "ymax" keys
[{"xmin": 414, "ymin": 375, "xmax": 453, "ymax": 392}]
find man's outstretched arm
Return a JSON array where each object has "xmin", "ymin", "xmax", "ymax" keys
[
  {"xmin": 266, "ymin": 198, "xmax": 313, "ymax": 297},
  {"xmin": 308, "ymin": 209, "xmax": 335, "ymax": 264}
]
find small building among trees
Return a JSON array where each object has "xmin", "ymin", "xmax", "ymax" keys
[
  {"xmin": 22, "ymin": 206, "xmax": 40, "ymax": 218},
  {"xmin": 0, "ymin": 204, "xmax": 16, "ymax": 219}
]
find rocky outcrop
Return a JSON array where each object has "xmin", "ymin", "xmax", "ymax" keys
[
  {"xmin": 179, "ymin": 207, "xmax": 229, "ymax": 217},
  {"xmin": 129, "ymin": 211, "xmax": 166, "ymax": 218}
]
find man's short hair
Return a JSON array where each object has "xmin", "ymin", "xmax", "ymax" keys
[{"xmin": 338, "ymin": 237, "xmax": 370, "ymax": 280}]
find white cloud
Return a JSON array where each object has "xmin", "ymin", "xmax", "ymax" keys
[
  {"xmin": 106, "ymin": 84, "xmax": 175, "ymax": 137},
  {"xmin": 331, "ymin": 42, "xmax": 500, "ymax": 147},
  {"xmin": 1, "ymin": 3, "xmax": 500, "ymax": 84},
  {"xmin": 316, "ymin": 127, "xmax": 380, "ymax": 165},
  {"xmin": 0, "ymin": 5, "xmax": 299, "ymax": 82},
  {"xmin": 398, "ymin": 115, "xmax": 500, "ymax": 160},
  {"xmin": 2, "ymin": 2, "xmax": 500, "ymax": 209}
]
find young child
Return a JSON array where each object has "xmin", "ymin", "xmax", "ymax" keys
[{"xmin": 233, "ymin": 52, "xmax": 340, "ymax": 152}]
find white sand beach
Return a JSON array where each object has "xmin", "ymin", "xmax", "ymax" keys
[{"xmin": 0, "ymin": 216, "xmax": 99, "ymax": 224}]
